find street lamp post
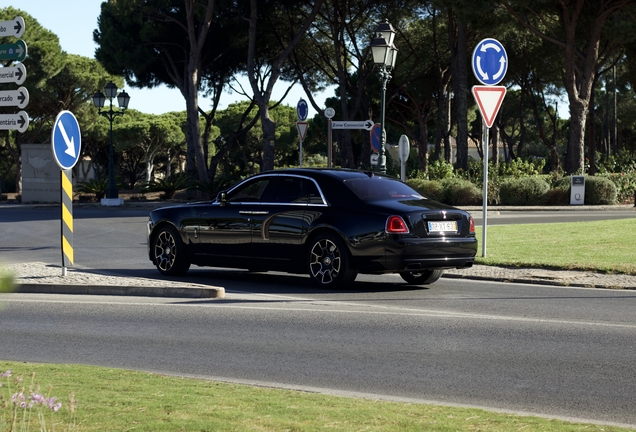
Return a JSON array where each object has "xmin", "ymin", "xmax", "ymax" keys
[
  {"xmin": 92, "ymin": 81, "xmax": 130, "ymax": 204},
  {"xmin": 371, "ymin": 20, "xmax": 397, "ymax": 175}
]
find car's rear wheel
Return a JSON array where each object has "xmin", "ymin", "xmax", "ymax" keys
[
  {"xmin": 307, "ymin": 233, "xmax": 357, "ymax": 288},
  {"xmin": 153, "ymin": 225, "xmax": 191, "ymax": 276},
  {"xmin": 400, "ymin": 269, "xmax": 444, "ymax": 285}
]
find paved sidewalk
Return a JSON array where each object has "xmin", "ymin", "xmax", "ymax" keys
[{"xmin": 2, "ymin": 261, "xmax": 634, "ymax": 299}]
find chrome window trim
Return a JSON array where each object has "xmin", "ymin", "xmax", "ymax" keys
[{"xmin": 220, "ymin": 173, "xmax": 328, "ymax": 207}]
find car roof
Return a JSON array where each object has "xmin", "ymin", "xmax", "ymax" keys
[{"xmin": 257, "ymin": 168, "xmax": 394, "ymax": 182}]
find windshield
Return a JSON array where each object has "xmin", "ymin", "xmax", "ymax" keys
[{"xmin": 344, "ymin": 177, "xmax": 427, "ymax": 202}]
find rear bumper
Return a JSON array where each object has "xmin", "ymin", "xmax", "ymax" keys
[{"xmin": 354, "ymin": 235, "xmax": 478, "ymax": 273}]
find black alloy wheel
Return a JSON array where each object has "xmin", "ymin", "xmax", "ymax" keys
[
  {"xmin": 153, "ymin": 225, "xmax": 191, "ymax": 276},
  {"xmin": 307, "ymin": 233, "xmax": 357, "ymax": 287}
]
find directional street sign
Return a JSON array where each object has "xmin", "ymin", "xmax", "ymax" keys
[
  {"xmin": 296, "ymin": 98, "xmax": 308, "ymax": 121},
  {"xmin": 332, "ymin": 119, "xmax": 374, "ymax": 131},
  {"xmin": 296, "ymin": 121, "xmax": 308, "ymax": 141},
  {"xmin": 0, "ymin": 110, "xmax": 29, "ymax": 133},
  {"xmin": 51, "ymin": 111, "xmax": 82, "ymax": 170},
  {"xmin": 0, "ymin": 63, "xmax": 26, "ymax": 85},
  {"xmin": 0, "ymin": 40, "xmax": 27, "ymax": 62},
  {"xmin": 472, "ymin": 38, "xmax": 508, "ymax": 86},
  {"xmin": 472, "ymin": 86, "xmax": 506, "ymax": 128},
  {"xmin": 0, "ymin": 86, "xmax": 29, "ymax": 109},
  {"xmin": 0, "ymin": 17, "xmax": 25, "ymax": 38}
]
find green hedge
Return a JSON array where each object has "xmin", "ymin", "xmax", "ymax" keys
[
  {"xmin": 552, "ymin": 176, "xmax": 617, "ymax": 205},
  {"xmin": 441, "ymin": 178, "xmax": 482, "ymax": 205},
  {"xmin": 406, "ymin": 178, "xmax": 481, "ymax": 205},
  {"xmin": 406, "ymin": 179, "xmax": 444, "ymax": 202},
  {"xmin": 499, "ymin": 177, "xmax": 550, "ymax": 205}
]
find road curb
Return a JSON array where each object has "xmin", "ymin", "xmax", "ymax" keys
[
  {"xmin": 16, "ymin": 283, "xmax": 225, "ymax": 298},
  {"xmin": 442, "ymin": 273, "xmax": 634, "ymax": 290}
]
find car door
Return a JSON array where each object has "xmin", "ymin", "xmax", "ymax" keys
[
  {"xmin": 196, "ymin": 177, "xmax": 272, "ymax": 262},
  {"xmin": 248, "ymin": 176, "xmax": 316, "ymax": 269}
]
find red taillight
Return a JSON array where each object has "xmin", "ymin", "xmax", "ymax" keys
[
  {"xmin": 386, "ymin": 215, "xmax": 409, "ymax": 233},
  {"xmin": 469, "ymin": 216, "xmax": 475, "ymax": 233}
]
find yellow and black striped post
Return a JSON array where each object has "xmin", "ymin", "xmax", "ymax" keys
[{"xmin": 61, "ymin": 169, "xmax": 74, "ymax": 268}]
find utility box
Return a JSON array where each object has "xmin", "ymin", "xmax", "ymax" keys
[{"xmin": 570, "ymin": 176, "xmax": 585, "ymax": 205}]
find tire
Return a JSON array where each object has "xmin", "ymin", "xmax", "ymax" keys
[
  {"xmin": 152, "ymin": 225, "xmax": 191, "ymax": 276},
  {"xmin": 400, "ymin": 269, "xmax": 444, "ymax": 285},
  {"xmin": 307, "ymin": 233, "xmax": 357, "ymax": 288}
]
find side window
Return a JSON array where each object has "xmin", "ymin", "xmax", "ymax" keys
[
  {"xmin": 306, "ymin": 180, "xmax": 324, "ymax": 204},
  {"xmin": 227, "ymin": 178, "xmax": 270, "ymax": 203},
  {"xmin": 269, "ymin": 178, "xmax": 305, "ymax": 203}
]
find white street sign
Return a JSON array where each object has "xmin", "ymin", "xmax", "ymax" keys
[
  {"xmin": 472, "ymin": 86, "xmax": 506, "ymax": 128},
  {"xmin": 0, "ymin": 63, "xmax": 26, "ymax": 85},
  {"xmin": 0, "ymin": 17, "xmax": 25, "ymax": 38},
  {"xmin": 0, "ymin": 110, "xmax": 29, "ymax": 133},
  {"xmin": 332, "ymin": 120, "xmax": 374, "ymax": 131},
  {"xmin": 296, "ymin": 121, "xmax": 308, "ymax": 141},
  {"xmin": 0, "ymin": 87, "xmax": 29, "ymax": 109}
]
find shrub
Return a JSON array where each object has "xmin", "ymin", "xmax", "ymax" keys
[
  {"xmin": 553, "ymin": 175, "xmax": 618, "ymax": 205},
  {"xmin": 428, "ymin": 159, "xmax": 455, "ymax": 180},
  {"xmin": 499, "ymin": 177, "xmax": 550, "ymax": 205},
  {"xmin": 193, "ymin": 174, "xmax": 236, "ymax": 198},
  {"xmin": 406, "ymin": 179, "xmax": 444, "ymax": 201},
  {"xmin": 143, "ymin": 173, "xmax": 193, "ymax": 200},
  {"xmin": 77, "ymin": 178, "xmax": 107, "ymax": 200},
  {"xmin": 546, "ymin": 185, "xmax": 569, "ymax": 205},
  {"xmin": 584, "ymin": 176, "xmax": 617, "ymax": 205},
  {"xmin": 441, "ymin": 178, "xmax": 482, "ymax": 206},
  {"xmin": 601, "ymin": 172, "xmax": 636, "ymax": 204}
]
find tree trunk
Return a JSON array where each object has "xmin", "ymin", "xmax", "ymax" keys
[
  {"xmin": 566, "ymin": 99, "xmax": 588, "ymax": 174},
  {"xmin": 588, "ymin": 82, "xmax": 597, "ymax": 175},
  {"xmin": 449, "ymin": 16, "xmax": 469, "ymax": 170},
  {"xmin": 261, "ymin": 108, "xmax": 276, "ymax": 172},
  {"xmin": 418, "ymin": 110, "xmax": 431, "ymax": 174}
]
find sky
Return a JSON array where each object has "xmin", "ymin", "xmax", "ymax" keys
[{"xmin": 8, "ymin": 0, "xmax": 333, "ymax": 116}]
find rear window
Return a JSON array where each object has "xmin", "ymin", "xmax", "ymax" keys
[{"xmin": 343, "ymin": 178, "xmax": 427, "ymax": 201}]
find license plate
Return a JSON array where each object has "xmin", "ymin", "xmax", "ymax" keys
[{"xmin": 428, "ymin": 221, "xmax": 457, "ymax": 233}]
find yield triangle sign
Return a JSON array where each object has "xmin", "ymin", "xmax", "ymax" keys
[
  {"xmin": 296, "ymin": 121, "xmax": 309, "ymax": 141},
  {"xmin": 472, "ymin": 85, "xmax": 506, "ymax": 128}
]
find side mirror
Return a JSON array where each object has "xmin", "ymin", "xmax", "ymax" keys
[{"xmin": 217, "ymin": 191, "xmax": 227, "ymax": 207}]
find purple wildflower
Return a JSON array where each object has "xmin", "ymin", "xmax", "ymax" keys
[{"xmin": 1, "ymin": 370, "xmax": 11, "ymax": 378}]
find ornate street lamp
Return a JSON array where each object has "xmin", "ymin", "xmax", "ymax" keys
[
  {"xmin": 92, "ymin": 81, "xmax": 130, "ymax": 202},
  {"xmin": 371, "ymin": 20, "xmax": 397, "ymax": 174}
]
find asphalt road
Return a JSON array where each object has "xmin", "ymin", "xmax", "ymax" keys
[
  {"xmin": 1, "ymin": 279, "xmax": 635, "ymax": 427},
  {"xmin": 1, "ymin": 204, "xmax": 635, "ymax": 427}
]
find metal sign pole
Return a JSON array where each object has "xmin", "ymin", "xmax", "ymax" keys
[
  {"xmin": 482, "ymin": 120, "xmax": 489, "ymax": 258},
  {"xmin": 327, "ymin": 119, "xmax": 332, "ymax": 168}
]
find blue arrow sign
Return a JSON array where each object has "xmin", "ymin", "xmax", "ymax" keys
[
  {"xmin": 51, "ymin": 111, "xmax": 81, "ymax": 170},
  {"xmin": 296, "ymin": 98, "xmax": 308, "ymax": 121},
  {"xmin": 472, "ymin": 38, "xmax": 508, "ymax": 86}
]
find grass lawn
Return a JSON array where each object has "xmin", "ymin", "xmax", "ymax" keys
[
  {"xmin": 475, "ymin": 217, "xmax": 636, "ymax": 274},
  {"xmin": 0, "ymin": 361, "xmax": 631, "ymax": 431}
]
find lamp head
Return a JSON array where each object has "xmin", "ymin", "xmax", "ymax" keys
[
  {"xmin": 92, "ymin": 91, "xmax": 105, "ymax": 109},
  {"xmin": 117, "ymin": 90, "xmax": 131, "ymax": 109},
  {"xmin": 104, "ymin": 81, "xmax": 118, "ymax": 99}
]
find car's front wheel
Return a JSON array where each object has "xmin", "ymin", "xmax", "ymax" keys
[
  {"xmin": 307, "ymin": 233, "xmax": 357, "ymax": 288},
  {"xmin": 400, "ymin": 269, "xmax": 444, "ymax": 285},
  {"xmin": 153, "ymin": 225, "xmax": 191, "ymax": 276}
]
